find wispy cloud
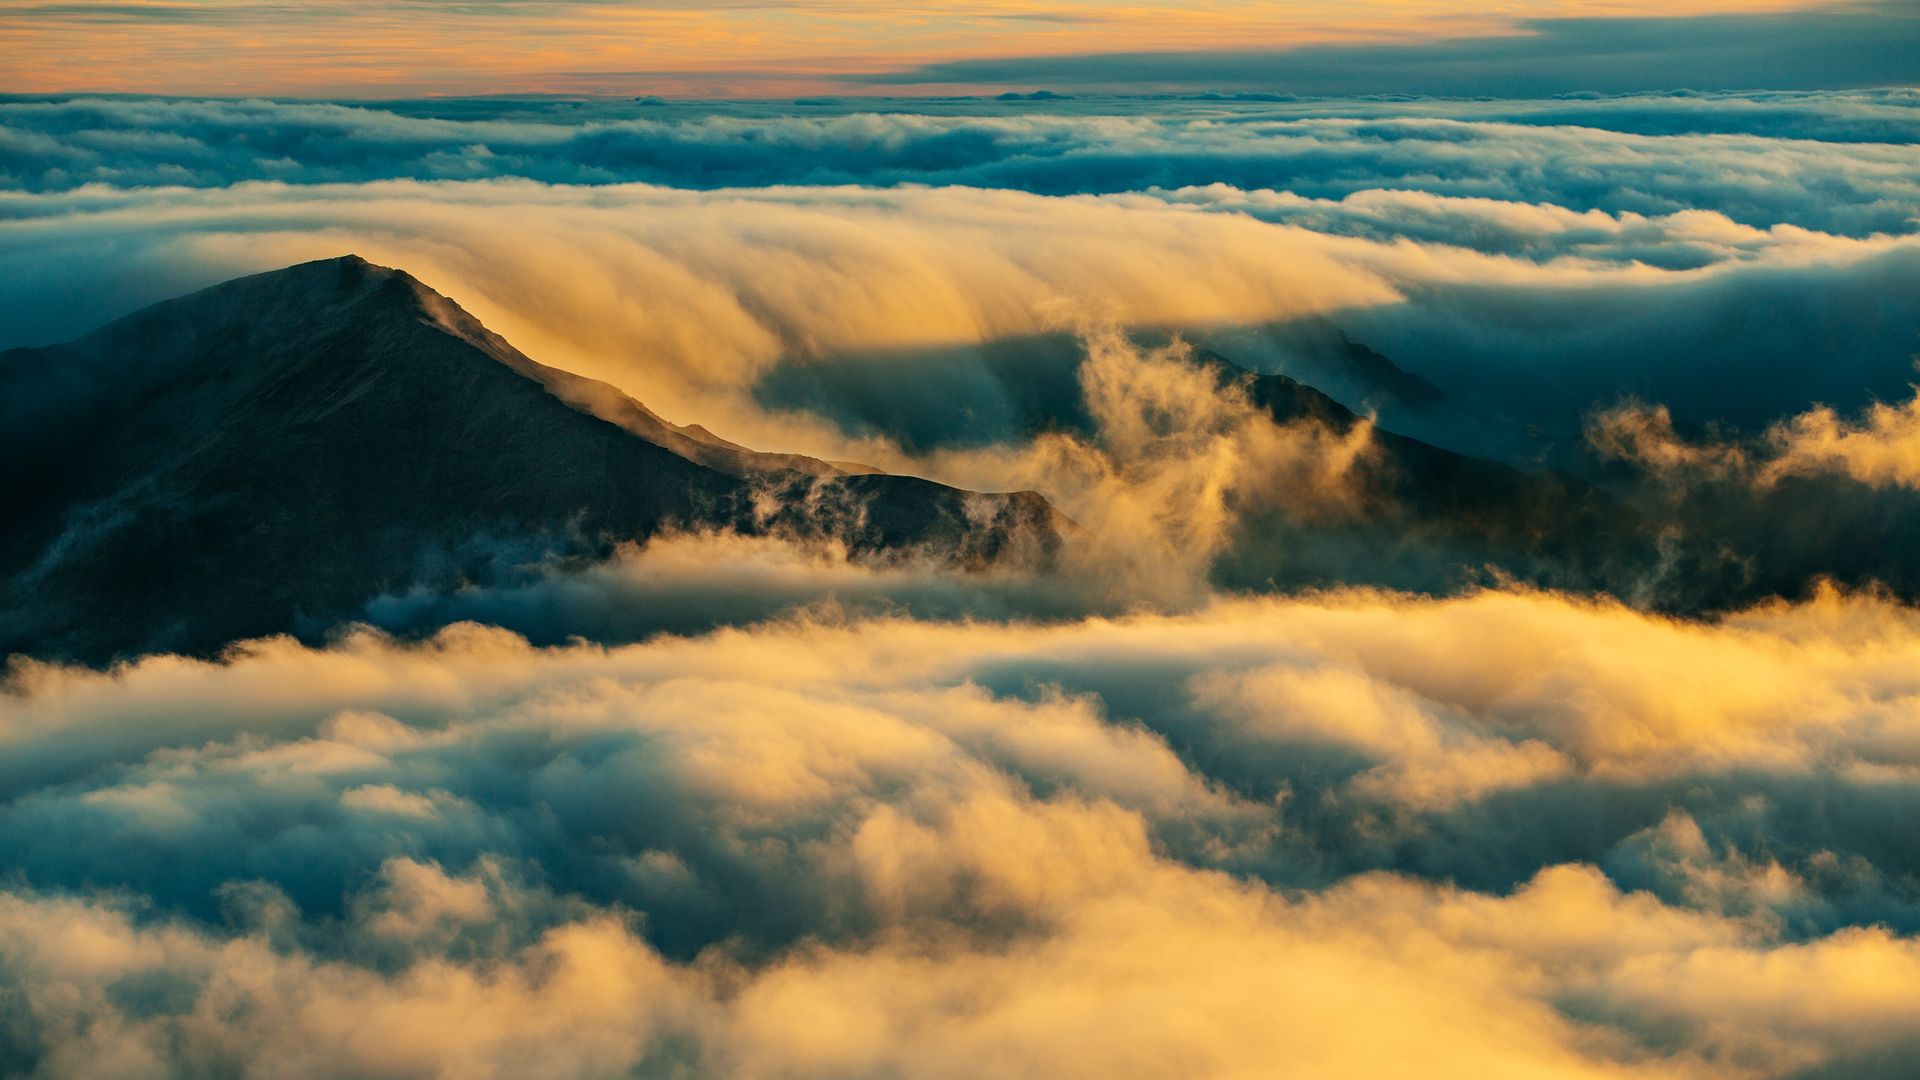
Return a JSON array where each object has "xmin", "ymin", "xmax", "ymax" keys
[{"xmin": 0, "ymin": 0, "xmax": 1884, "ymax": 96}]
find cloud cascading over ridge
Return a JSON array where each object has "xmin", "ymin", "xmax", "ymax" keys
[
  {"xmin": 8, "ymin": 97, "xmax": 1920, "ymax": 617},
  {"xmin": 7, "ymin": 167, "xmax": 1918, "ymax": 459},
  {"xmin": 7, "ymin": 92, "xmax": 1918, "ymax": 444}
]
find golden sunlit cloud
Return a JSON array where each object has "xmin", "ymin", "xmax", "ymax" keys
[{"xmin": 7, "ymin": 579, "xmax": 1920, "ymax": 1076}]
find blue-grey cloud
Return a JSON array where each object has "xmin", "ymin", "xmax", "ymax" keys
[
  {"xmin": 854, "ymin": 4, "xmax": 1920, "ymax": 97},
  {"xmin": 4, "ymin": 92, "xmax": 1918, "ymax": 236}
]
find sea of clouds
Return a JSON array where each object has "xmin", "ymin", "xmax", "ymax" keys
[{"xmin": 4, "ymin": 89, "xmax": 1920, "ymax": 1077}]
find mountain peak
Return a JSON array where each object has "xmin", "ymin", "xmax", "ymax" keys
[
  {"xmin": 282, "ymin": 252, "xmax": 395, "ymax": 279},
  {"xmin": 290, "ymin": 253, "xmax": 407, "ymax": 292},
  {"xmin": 280, "ymin": 253, "xmax": 433, "ymax": 301}
]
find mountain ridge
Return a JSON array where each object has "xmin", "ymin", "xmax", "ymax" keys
[{"xmin": 0, "ymin": 255, "xmax": 1060, "ymax": 663}]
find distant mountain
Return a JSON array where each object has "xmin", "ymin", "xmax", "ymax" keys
[
  {"xmin": 1203, "ymin": 353, "xmax": 1920, "ymax": 610},
  {"xmin": 0, "ymin": 256, "xmax": 1060, "ymax": 663},
  {"xmin": 1190, "ymin": 353, "xmax": 1663, "ymax": 597},
  {"xmin": 1219, "ymin": 319, "xmax": 1446, "ymax": 413}
]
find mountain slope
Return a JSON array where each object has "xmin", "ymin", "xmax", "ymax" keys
[
  {"xmin": 0, "ymin": 256, "xmax": 1058, "ymax": 662},
  {"xmin": 1203, "ymin": 355, "xmax": 1920, "ymax": 610},
  {"xmin": 1194, "ymin": 353, "xmax": 1665, "ymax": 597}
]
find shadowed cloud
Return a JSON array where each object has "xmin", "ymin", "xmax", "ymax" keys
[{"xmin": 856, "ymin": 4, "xmax": 1920, "ymax": 96}]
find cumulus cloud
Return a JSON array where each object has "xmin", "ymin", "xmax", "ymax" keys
[
  {"xmin": 14, "ymin": 861, "xmax": 1890, "ymax": 1079},
  {"xmin": 1610, "ymin": 383, "xmax": 1920, "ymax": 484},
  {"xmin": 7, "ymin": 581, "xmax": 1920, "ymax": 1074},
  {"xmin": 1763, "ymin": 393, "xmax": 1920, "ymax": 490},
  {"xmin": 915, "ymin": 322, "xmax": 1380, "ymax": 604}
]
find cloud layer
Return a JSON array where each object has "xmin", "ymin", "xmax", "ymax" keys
[
  {"xmin": 9, "ymin": 85, "xmax": 1920, "ymax": 1077},
  {"xmin": 7, "ymin": 93, "xmax": 1918, "ymax": 236},
  {"xmin": 8, "ymin": 580, "xmax": 1920, "ymax": 1076}
]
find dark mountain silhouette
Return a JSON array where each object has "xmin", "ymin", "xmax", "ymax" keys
[
  {"xmin": 0, "ymin": 256, "xmax": 1060, "ymax": 663},
  {"xmin": 1225, "ymin": 319, "xmax": 1446, "ymax": 412},
  {"xmin": 1204, "ymin": 354, "xmax": 1920, "ymax": 610},
  {"xmin": 1190, "ymin": 353, "xmax": 1665, "ymax": 597}
]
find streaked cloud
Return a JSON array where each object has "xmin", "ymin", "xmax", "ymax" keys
[
  {"xmin": 857, "ymin": 1, "xmax": 1920, "ymax": 96},
  {"xmin": 6, "ymin": 167, "xmax": 1917, "ymax": 453},
  {"xmin": 8, "ymin": 95, "xmax": 1916, "ymax": 233},
  {"xmin": 0, "ymin": 0, "xmax": 1887, "ymax": 96}
]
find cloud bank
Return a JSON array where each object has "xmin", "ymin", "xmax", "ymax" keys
[
  {"xmin": 8, "ymin": 84, "xmax": 1920, "ymax": 1078},
  {"xmin": 7, "ymin": 94, "xmax": 1917, "ymax": 236},
  {"xmin": 8, "ymin": 582, "xmax": 1920, "ymax": 1076}
]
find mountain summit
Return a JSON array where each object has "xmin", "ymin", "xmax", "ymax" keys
[{"xmin": 0, "ymin": 256, "xmax": 1059, "ymax": 662}]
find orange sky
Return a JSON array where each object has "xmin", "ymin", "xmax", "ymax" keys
[{"xmin": 0, "ymin": 0, "xmax": 1851, "ymax": 97}]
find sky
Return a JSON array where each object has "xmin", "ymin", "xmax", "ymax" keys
[
  {"xmin": 2, "ymin": 0, "xmax": 1914, "ymax": 97},
  {"xmin": 6, "ymin": 5, "xmax": 1920, "ymax": 1079}
]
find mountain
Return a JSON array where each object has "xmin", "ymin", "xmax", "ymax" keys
[
  {"xmin": 1224, "ymin": 319, "xmax": 1446, "ymax": 412},
  {"xmin": 1192, "ymin": 353, "xmax": 1663, "ymax": 597},
  {"xmin": 0, "ymin": 256, "xmax": 1060, "ymax": 663},
  {"xmin": 11, "ymin": 256, "xmax": 1905, "ymax": 667},
  {"xmin": 1203, "ymin": 354, "xmax": 1920, "ymax": 610}
]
